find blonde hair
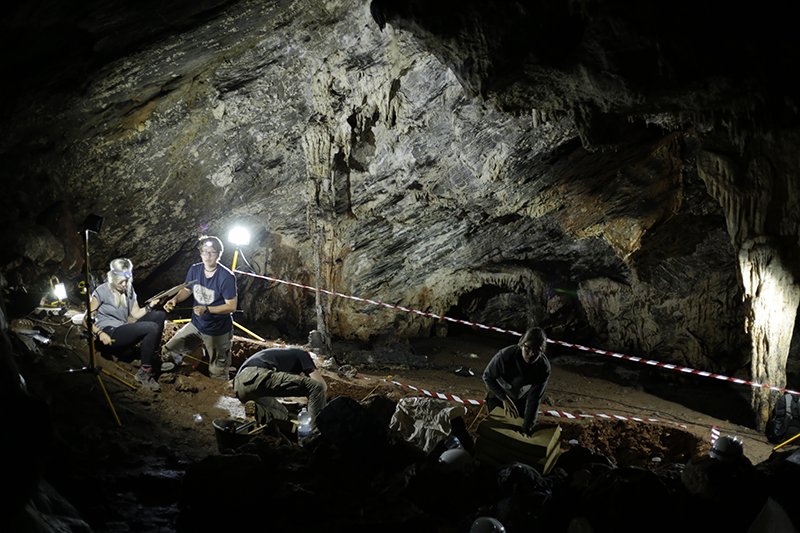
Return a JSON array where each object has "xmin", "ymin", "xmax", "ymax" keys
[
  {"xmin": 109, "ymin": 258, "xmax": 133, "ymax": 273},
  {"xmin": 106, "ymin": 258, "xmax": 134, "ymax": 307}
]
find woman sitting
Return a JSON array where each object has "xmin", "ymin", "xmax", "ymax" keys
[{"xmin": 86, "ymin": 258, "xmax": 169, "ymax": 391}]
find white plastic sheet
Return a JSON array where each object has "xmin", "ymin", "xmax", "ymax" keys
[{"xmin": 389, "ymin": 396, "xmax": 467, "ymax": 453}]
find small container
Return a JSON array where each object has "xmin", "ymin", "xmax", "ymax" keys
[
  {"xmin": 297, "ymin": 408, "xmax": 312, "ymax": 445},
  {"xmin": 212, "ymin": 418, "xmax": 254, "ymax": 453},
  {"xmin": 193, "ymin": 413, "xmax": 204, "ymax": 425}
]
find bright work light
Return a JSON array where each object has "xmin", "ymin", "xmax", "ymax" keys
[
  {"xmin": 228, "ymin": 226, "xmax": 251, "ymax": 246},
  {"xmin": 53, "ymin": 282, "xmax": 68, "ymax": 301}
]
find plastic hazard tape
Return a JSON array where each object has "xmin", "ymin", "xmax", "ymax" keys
[
  {"xmin": 386, "ymin": 379, "xmax": 484, "ymax": 406},
  {"xmin": 548, "ymin": 338, "xmax": 800, "ymax": 397},
  {"xmin": 541, "ymin": 408, "xmax": 687, "ymax": 429},
  {"xmin": 385, "ymin": 378, "xmax": 687, "ymax": 428},
  {"xmin": 710, "ymin": 425, "xmax": 720, "ymax": 444},
  {"xmin": 236, "ymin": 270, "xmax": 800, "ymax": 397},
  {"xmin": 236, "ymin": 270, "xmax": 520, "ymax": 337}
]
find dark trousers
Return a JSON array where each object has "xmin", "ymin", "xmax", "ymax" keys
[{"xmin": 102, "ymin": 311, "xmax": 166, "ymax": 368}]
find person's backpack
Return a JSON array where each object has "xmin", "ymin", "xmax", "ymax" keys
[{"xmin": 766, "ymin": 392, "xmax": 800, "ymax": 443}]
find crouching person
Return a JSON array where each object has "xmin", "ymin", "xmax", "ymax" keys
[{"xmin": 233, "ymin": 347, "xmax": 327, "ymax": 430}]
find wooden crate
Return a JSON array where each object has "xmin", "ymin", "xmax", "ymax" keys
[{"xmin": 474, "ymin": 407, "xmax": 562, "ymax": 474}]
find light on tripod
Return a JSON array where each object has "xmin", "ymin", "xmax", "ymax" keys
[
  {"xmin": 53, "ymin": 282, "xmax": 68, "ymax": 301},
  {"xmin": 225, "ymin": 224, "xmax": 266, "ymax": 342},
  {"xmin": 44, "ymin": 276, "xmax": 67, "ymax": 307},
  {"xmin": 228, "ymin": 226, "xmax": 251, "ymax": 272},
  {"xmin": 73, "ymin": 212, "xmax": 125, "ymax": 425},
  {"xmin": 83, "ymin": 213, "xmax": 104, "ymax": 234},
  {"xmin": 228, "ymin": 226, "xmax": 251, "ymax": 246}
]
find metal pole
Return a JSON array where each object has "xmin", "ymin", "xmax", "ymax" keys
[
  {"xmin": 232, "ymin": 248, "xmax": 240, "ymax": 271},
  {"xmin": 228, "ymin": 247, "xmax": 263, "ymax": 341},
  {"xmin": 82, "ymin": 229, "xmax": 123, "ymax": 426},
  {"xmin": 773, "ymin": 431, "xmax": 800, "ymax": 451},
  {"xmin": 83, "ymin": 230, "xmax": 98, "ymax": 370}
]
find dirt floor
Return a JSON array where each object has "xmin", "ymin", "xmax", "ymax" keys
[{"xmin": 9, "ymin": 316, "xmax": 783, "ymax": 532}]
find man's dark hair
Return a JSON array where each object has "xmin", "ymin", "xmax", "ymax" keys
[
  {"xmin": 197, "ymin": 235, "xmax": 224, "ymax": 255},
  {"xmin": 519, "ymin": 327, "xmax": 547, "ymax": 354}
]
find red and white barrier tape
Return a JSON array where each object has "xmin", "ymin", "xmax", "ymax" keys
[
  {"xmin": 387, "ymin": 379, "xmax": 484, "ymax": 406},
  {"xmin": 710, "ymin": 426, "xmax": 720, "ymax": 444},
  {"xmin": 548, "ymin": 338, "xmax": 800, "ymax": 396},
  {"xmin": 385, "ymin": 378, "xmax": 687, "ymax": 428},
  {"xmin": 236, "ymin": 270, "xmax": 520, "ymax": 337},
  {"xmin": 542, "ymin": 408, "xmax": 687, "ymax": 429},
  {"xmin": 236, "ymin": 270, "xmax": 799, "ymax": 396}
]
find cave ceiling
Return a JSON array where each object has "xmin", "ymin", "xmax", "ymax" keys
[{"xmin": 2, "ymin": 0, "xmax": 800, "ymax": 424}]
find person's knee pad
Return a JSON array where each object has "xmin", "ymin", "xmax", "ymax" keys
[{"xmin": 256, "ymin": 401, "xmax": 288, "ymax": 424}]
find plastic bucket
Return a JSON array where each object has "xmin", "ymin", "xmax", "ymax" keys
[{"xmin": 212, "ymin": 418, "xmax": 253, "ymax": 453}]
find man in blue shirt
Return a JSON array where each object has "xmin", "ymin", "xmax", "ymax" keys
[{"xmin": 163, "ymin": 235, "xmax": 238, "ymax": 379}]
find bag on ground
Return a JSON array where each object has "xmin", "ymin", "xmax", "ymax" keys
[{"xmin": 766, "ymin": 392, "xmax": 800, "ymax": 444}]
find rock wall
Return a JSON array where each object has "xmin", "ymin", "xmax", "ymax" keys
[{"xmin": 3, "ymin": 0, "xmax": 797, "ymax": 427}]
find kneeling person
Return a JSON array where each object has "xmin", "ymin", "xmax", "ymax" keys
[{"xmin": 234, "ymin": 347, "xmax": 327, "ymax": 429}]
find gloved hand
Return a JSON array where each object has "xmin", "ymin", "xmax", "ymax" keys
[{"xmin": 502, "ymin": 398, "xmax": 520, "ymax": 419}]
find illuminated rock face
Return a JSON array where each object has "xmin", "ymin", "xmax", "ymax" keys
[{"xmin": 1, "ymin": 0, "xmax": 799, "ymax": 425}]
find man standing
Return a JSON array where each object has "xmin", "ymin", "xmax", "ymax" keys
[
  {"xmin": 163, "ymin": 236, "xmax": 237, "ymax": 379},
  {"xmin": 233, "ymin": 347, "xmax": 327, "ymax": 429},
  {"xmin": 482, "ymin": 327, "xmax": 551, "ymax": 435}
]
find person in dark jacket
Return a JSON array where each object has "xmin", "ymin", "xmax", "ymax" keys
[
  {"xmin": 233, "ymin": 347, "xmax": 327, "ymax": 429},
  {"xmin": 482, "ymin": 327, "xmax": 550, "ymax": 435}
]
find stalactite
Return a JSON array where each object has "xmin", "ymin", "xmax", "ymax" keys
[
  {"xmin": 301, "ymin": 119, "xmax": 333, "ymax": 181},
  {"xmin": 740, "ymin": 238, "xmax": 800, "ymax": 429},
  {"xmin": 699, "ymin": 147, "xmax": 800, "ymax": 430}
]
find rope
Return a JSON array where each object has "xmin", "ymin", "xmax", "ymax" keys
[
  {"xmin": 384, "ymin": 377, "xmax": 687, "ymax": 429},
  {"xmin": 235, "ymin": 269, "xmax": 797, "ymax": 397}
]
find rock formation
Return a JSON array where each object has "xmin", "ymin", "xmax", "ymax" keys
[{"xmin": 2, "ymin": 0, "xmax": 799, "ymax": 428}]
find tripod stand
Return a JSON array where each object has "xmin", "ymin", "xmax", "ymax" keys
[
  {"xmin": 65, "ymin": 214, "xmax": 135, "ymax": 426},
  {"xmin": 230, "ymin": 247, "xmax": 265, "ymax": 342}
]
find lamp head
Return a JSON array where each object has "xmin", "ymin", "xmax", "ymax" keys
[
  {"xmin": 53, "ymin": 282, "xmax": 67, "ymax": 301},
  {"xmin": 228, "ymin": 226, "xmax": 251, "ymax": 246},
  {"xmin": 46, "ymin": 276, "xmax": 67, "ymax": 305},
  {"xmin": 82, "ymin": 214, "xmax": 104, "ymax": 234}
]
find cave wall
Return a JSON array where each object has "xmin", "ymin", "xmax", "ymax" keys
[{"xmin": 3, "ymin": 0, "xmax": 799, "ymax": 426}]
